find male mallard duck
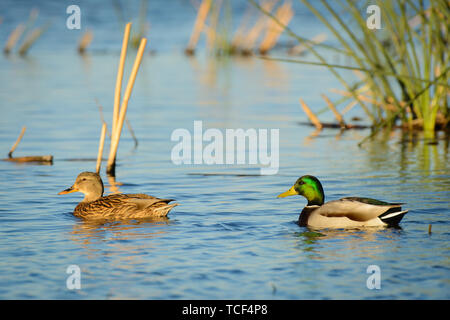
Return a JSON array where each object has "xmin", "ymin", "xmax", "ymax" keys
[
  {"xmin": 277, "ymin": 175, "xmax": 408, "ymax": 229},
  {"xmin": 58, "ymin": 172, "xmax": 178, "ymax": 220}
]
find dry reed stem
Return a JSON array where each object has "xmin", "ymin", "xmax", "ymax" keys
[
  {"xmin": 125, "ymin": 118, "xmax": 138, "ymax": 148},
  {"xmin": 185, "ymin": 0, "xmax": 212, "ymax": 55},
  {"xmin": 18, "ymin": 27, "xmax": 45, "ymax": 55},
  {"xmin": 205, "ymin": 0, "xmax": 222, "ymax": 52},
  {"xmin": 4, "ymin": 125, "xmax": 53, "ymax": 163},
  {"xmin": 230, "ymin": 5, "xmax": 254, "ymax": 50},
  {"xmin": 107, "ymin": 37, "xmax": 147, "ymax": 176},
  {"xmin": 78, "ymin": 30, "xmax": 94, "ymax": 53},
  {"xmin": 96, "ymin": 123, "xmax": 107, "ymax": 174},
  {"xmin": 289, "ymin": 33, "xmax": 326, "ymax": 55},
  {"xmin": 259, "ymin": 1, "xmax": 293, "ymax": 54},
  {"xmin": 4, "ymin": 155, "xmax": 53, "ymax": 163},
  {"xmin": 113, "ymin": 22, "xmax": 132, "ymax": 137},
  {"xmin": 241, "ymin": 0, "xmax": 278, "ymax": 53},
  {"xmin": 330, "ymin": 88, "xmax": 397, "ymax": 112},
  {"xmin": 341, "ymin": 100, "xmax": 358, "ymax": 115},
  {"xmin": 299, "ymin": 98, "xmax": 322, "ymax": 129},
  {"xmin": 321, "ymin": 94, "xmax": 345, "ymax": 127},
  {"xmin": 8, "ymin": 126, "xmax": 26, "ymax": 158},
  {"xmin": 95, "ymin": 98, "xmax": 111, "ymax": 139},
  {"xmin": 4, "ymin": 24, "xmax": 25, "ymax": 54}
]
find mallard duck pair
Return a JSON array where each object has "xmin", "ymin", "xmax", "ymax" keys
[
  {"xmin": 60, "ymin": 172, "xmax": 408, "ymax": 228},
  {"xmin": 59, "ymin": 172, "xmax": 178, "ymax": 220},
  {"xmin": 278, "ymin": 175, "xmax": 408, "ymax": 229}
]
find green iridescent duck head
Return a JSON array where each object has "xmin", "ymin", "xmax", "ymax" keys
[{"xmin": 277, "ymin": 175, "xmax": 325, "ymax": 206}]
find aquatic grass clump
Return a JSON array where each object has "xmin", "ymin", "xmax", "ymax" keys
[
  {"xmin": 185, "ymin": 0, "xmax": 295, "ymax": 57},
  {"xmin": 254, "ymin": 0, "xmax": 449, "ymax": 141}
]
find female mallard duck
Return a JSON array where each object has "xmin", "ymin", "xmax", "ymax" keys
[
  {"xmin": 277, "ymin": 175, "xmax": 408, "ymax": 229},
  {"xmin": 58, "ymin": 172, "xmax": 178, "ymax": 220}
]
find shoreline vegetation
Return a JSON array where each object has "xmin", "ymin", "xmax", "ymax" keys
[{"xmin": 250, "ymin": 0, "xmax": 449, "ymax": 143}]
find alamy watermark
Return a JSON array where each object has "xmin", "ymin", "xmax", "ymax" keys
[
  {"xmin": 66, "ymin": 5, "xmax": 81, "ymax": 30},
  {"xmin": 171, "ymin": 121, "xmax": 279, "ymax": 175},
  {"xmin": 366, "ymin": 265, "xmax": 381, "ymax": 289},
  {"xmin": 66, "ymin": 265, "xmax": 81, "ymax": 290},
  {"xmin": 366, "ymin": 5, "xmax": 381, "ymax": 30}
]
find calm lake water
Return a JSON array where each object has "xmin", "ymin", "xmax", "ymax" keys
[{"xmin": 0, "ymin": 0, "xmax": 449, "ymax": 299}]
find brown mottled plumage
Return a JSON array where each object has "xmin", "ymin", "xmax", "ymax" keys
[{"xmin": 58, "ymin": 172, "xmax": 178, "ymax": 220}]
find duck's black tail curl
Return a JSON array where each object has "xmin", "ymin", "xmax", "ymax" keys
[{"xmin": 379, "ymin": 208, "xmax": 408, "ymax": 226}]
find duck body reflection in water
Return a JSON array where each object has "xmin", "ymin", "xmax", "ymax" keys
[
  {"xmin": 59, "ymin": 172, "xmax": 178, "ymax": 220},
  {"xmin": 278, "ymin": 175, "xmax": 408, "ymax": 229}
]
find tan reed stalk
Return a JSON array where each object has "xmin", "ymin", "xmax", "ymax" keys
[
  {"xmin": 258, "ymin": 1, "xmax": 293, "ymax": 55},
  {"xmin": 113, "ymin": 22, "xmax": 131, "ymax": 137},
  {"xmin": 8, "ymin": 126, "xmax": 26, "ymax": 158},
  {"xmin": 78, "ymin": 30, "xmax": 94, "ymax": 53},
  {"xmin": 4, "ymin": 125, "xmax": 53, "ymax": 164},
  {"xmin": 4, "ymin": 155, "xmax": 53, "ymax": 163},
  {"xmin": 18, "ymin": 25, "xmax": 47, "ymax": 55},
  {"xmin": 289, "ymin": 33, "xmax": 326, "ymax": 55},
  {"xmin": 4, "ymin": 24, "xmax": 25, "ymax": 54},
  {"xmin": 341, "ymin": 100, "xmax": 358, "ymax": 115},
  {"xmin": 321, "ymin": 94, "xmax": 345, "ymax": 127},
  {"xmin": 299, "ymin": 98, "xmax": 322, "ymax": 130},
  {"xmin": 241, "ymin": 0, "xmax": 278, "ymax": 54},
  {"xmin": 205, "ymin": 0, "xmax": 220, "ymax": 52},
  {"xmin": 330, "ymin": 88, "xmax": 396, "ymax": 112},
  {"xmin": 125, "ymin": 118, "xmax": 138, "ymax": 148},
  {"xmin": 107, "ymin": 37, "xmax": 147, "ymax": 176},
  {"xmin": 230, "ymin": 5, "xmax": 253, "ymax": 51},
  {"xmin": 96, "ymin": 123, "xmax": 107, "ymax": 174},
  {"xmin": 94, "ymin": 98, "xmax": 111, "ymax": 138},
  {"xmin": 185, "ymin": 0, "xmax": 212, "ymax": 55}
]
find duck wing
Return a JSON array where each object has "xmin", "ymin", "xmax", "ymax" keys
[
  {"xmin": 75, "ymin": 194, "xmax": 177, "ymax": 219},
  {"xmin": 314, "ymin": 197, "xmax": 403, "ymax": 222},
  {"xmin": 341, "ymin": 197, "xmax": 404, "ymax": 206}
]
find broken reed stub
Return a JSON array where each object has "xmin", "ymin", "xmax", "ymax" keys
[
  {"xmin": 299, "ymin": 98, "xmax": 323, "ymax": 130},
  {"xmin": 4, "ymin": 155, "xmax": 53, "ymax": 164}
]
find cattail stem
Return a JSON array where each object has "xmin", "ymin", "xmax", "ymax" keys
[
  {"xmin": 4, "ymin": 24, "xmax": 25, "ymax": 54},
  {"xmin": 78, "ymin": 30, "xmax": 94, "ymax": 53},
  {"xmin": 289, "ymin": 33, "xmax": 326, "ymax": 55},
  {"xmin": 4, "ymin": 155, "xmax": 53, "ymax": 163},
  {"xmin": 125, "ymin": 118, "xmax": 138, "ymax": 149},
  {"xmin": 18, "ymin": 24, "xmax": 48, "ymax": 56},
  {"xmin": 299, "ymin": 98, "xmax": 322, "ymax": 130},
  {"xmin": 8, "ymin": 126, "xmax": 26, "ymax": 158},
  {"xmin": 107, "ymin": 37, "xmax": 147, "ymax": 176},
  {"xmin": 185, "ymin": 0, "xmax": 212, "ymax": 55},
  {"xmin": 96, "ymin": 123, "xmax": 107, "ymax": 174},
  {"xmin": 259, "ymin": 1, "xmax": 293, "ymax": 55},
  {"xmin": 321, "ymin": 94, "xmax": 345, "ymax": 127},
  {"xmin": 241, "ymin": 0, "xmax": 278, "ymax": 54},
  {"xmin": 113, "ymin": 22, "xmax": 131, "ymax": 137}
]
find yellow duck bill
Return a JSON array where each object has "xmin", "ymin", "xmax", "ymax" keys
[
  {"xmin": 277, "ymin": 186, "xmax": 298, "ymax": 198},
  {"xmin": 58, "ymin": 186, "xmax": 78, "ymax": 195}
]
